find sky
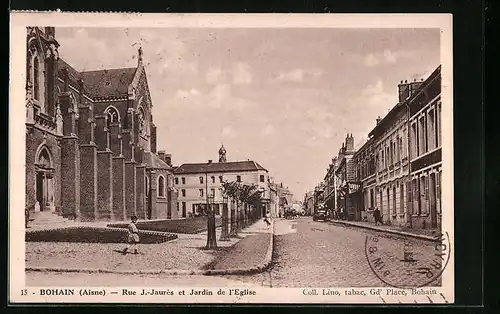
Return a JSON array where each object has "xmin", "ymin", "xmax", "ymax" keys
[{"xmin": 55, "ymin": 27, "xmax": 440, "ymax": 200}]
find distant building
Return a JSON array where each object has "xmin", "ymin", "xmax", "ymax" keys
[
  {"xmin": 352, "ymin": 137, "xmax": 376, "ymax": 222},
  {"xmin": 173, "ymin": 146, "xmax": 269, "ymax": 217},
  {"xmin": 334, "ymin": 134, "xmax": 359, "ymax": 220},
  {"xmin": 303, "ymin": 191, "xmax": 314, "ymax": 215}
]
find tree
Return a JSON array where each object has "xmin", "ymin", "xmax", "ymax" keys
[
  {"xmin": 222, "ymin": 182, "xmax": 264, "ymax": 232},
  {"xmin": 222, "ymin": 181, "xmax": 241, "ymax": 237}
]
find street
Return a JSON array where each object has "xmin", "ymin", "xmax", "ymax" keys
[
  {"xmin": 26, "ymin": 217, "xmax": 440, "ymax": 288},
  {"xmin": 227, "ymin": 217, "xmax": 442, "ymax": 288}
]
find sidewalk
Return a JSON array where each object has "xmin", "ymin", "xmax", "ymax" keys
[
  {"xmin": 204, "ymin": 219, "xmax": 274, "ymax": 272},
  {"xmin": 329, "ymin": 219, "xmax": 440, "ymax": 241},
  {"xmin": 26, "ymin": 219, "xmax": 275, "ymax": 275}
]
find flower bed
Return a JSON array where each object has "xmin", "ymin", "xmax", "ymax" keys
[
  {"xmin": 25, "ymin": 226, "xmax": 177, "ymax": 244},
  {"xmin": 107, "ymin": 216, "xmax": 222, "ymax": 234}
]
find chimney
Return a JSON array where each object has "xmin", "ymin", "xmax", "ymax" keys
[
  {"xmin": 376, "ymin": 116, "xmax": 382, "ymax": 125},
  {"xmin": 208, "ymin": 159, "xmax": 213, "ymax": 164},
  {"xmin": 399, "ymin": 77, "xmax": 424, "ymax": 102},
  {"xmin": 165, "ymin": 154, "xmax": 172, "ymax": 166},
  {"xmin": 158, "ymin": 150, "xmax": 165, "ymax": 162},
  {"xmin": 345, "ymin": 134, "xmax": 354, "ymax": 151}
]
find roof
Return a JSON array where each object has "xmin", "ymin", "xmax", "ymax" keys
[
  {"xmin": 80, "ymin": 67, "xmax": 136, "ymax": 98},
  {"xmin": 57, "ymin": 58, "xmax": 83, "ymax": 86},
  {"xmin": 173, "ymin": 160, "xmax": 267, "ymax": 175},
  {"xmin": 57, "ymin": 58, "xmax": 137, "ymax": 98},
  {"xmin": 144, "ymin": 152, "xmax": 170, "ymax": 170}
]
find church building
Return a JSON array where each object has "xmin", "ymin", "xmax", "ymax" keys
[{"xmin": 25, "ymin": 27, "xmax": 177, "ymax": 224}]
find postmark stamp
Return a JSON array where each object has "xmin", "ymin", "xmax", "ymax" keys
[{"xmin": 365, "ymin": 232, "xmax": 451, "ymax": 289}]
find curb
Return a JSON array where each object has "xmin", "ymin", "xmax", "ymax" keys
[
  {"xmin": 26, "ymin": 221, "xmax": 276, "ymax": 276},
  {"xmin": 329, "ymin": 220, "xmax": 438, "ymax": 242}
]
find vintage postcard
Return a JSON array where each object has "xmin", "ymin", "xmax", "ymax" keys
[{"xmin": 9, "ymin": 13, "xmax": 454, "ymax": 304}]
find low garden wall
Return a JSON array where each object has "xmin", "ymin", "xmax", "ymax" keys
[
  {"xmin": 25, "ymin": 226, "xmax": 178, "ymax": 244},
  {"xmin": 107, "ymin": 216, "xmax": 222, "ymax": 234}
]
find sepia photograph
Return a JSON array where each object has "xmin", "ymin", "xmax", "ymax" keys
[{"xmin": 10, "ymin": 13, "xmax": 453, "ymax": 304}]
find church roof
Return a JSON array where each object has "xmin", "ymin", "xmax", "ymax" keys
[
  {"xmin": 80, "ymin": 67, "xmax": 137, "ymax": 98},
  {"xmin": 57, "ymin": 58, "xmax": 137, "ymax": 98},
  {"xmin": 173, "ymin": 160, "xmax": 267, "ymax": 175},
  {"xmin": 144, "ymin": 152, "xmax": 170, "ymax": 170}
]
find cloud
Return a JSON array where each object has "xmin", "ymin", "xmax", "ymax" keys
[
  {"xmin": 232, "ymin": 62, "xmax": 253, "ymax": 85},
  {"xmin": 364, "ymin": 50, "xmax": 398, "ymax": 67},
  {"xmin": 362, "ymin": 79, "xmax": 394, "ymax": 107},
  {"xmin": 206, "ymin": 67, "xmax": 222, "ymax": 84},
  {"xmin": 262, "ymin": 125, "xmax": 276, "ymax": 136},
  {"xmin": 276, "ymin": 69, "xmax": 305, "ymax": 82},
  {"xmin": 304, "ymin": 136, "xmax": 319, "ymax": 147},
  {"xmin": 221, "ymin": 126, "xmax": 238, "ymax": 138},
  {"xmin": 175, "ymin": 88, "xmax": 200, "ymax": 99},
  {"xmin": 305, "ymin": 106, "xmax": 336, "ymax": 122},
  {"xmin": 364, "ymin": 53, "xmax": 380, "ymax": 67},
  {"xmin": 210, "ymin": 84, "xmax": 230, "ymax": 103},
  {"xmin": 383, "ymin": 49, "xmax": 397, "ymax": 63},
  {"xmin": 273, "ymin": 68, "xmax": 324, "ymax": 83},
  {"xmin": 57, "ymin": 28, "xmax": 112, "ymax": 70}
]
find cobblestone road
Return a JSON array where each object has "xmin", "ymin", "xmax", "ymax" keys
[{"xmin": 224, "ymin": 217, "xmax": 444, "ymax": 288}]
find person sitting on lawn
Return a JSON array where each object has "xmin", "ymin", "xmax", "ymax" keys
[{"xmin": 122, "ymin": 215, "xmax": 140, "ymax": 255}]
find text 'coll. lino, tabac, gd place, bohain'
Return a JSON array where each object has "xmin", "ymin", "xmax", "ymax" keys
[{"xmin": 302, "ymin": 288, "xmax": 438, "ymax": 297}]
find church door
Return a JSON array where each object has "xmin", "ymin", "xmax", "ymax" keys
[{"xmin": 36, "ymin": 172, "xmax": 44, "ymax": 211}]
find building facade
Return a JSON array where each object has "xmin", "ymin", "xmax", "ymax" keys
[
  {"xmin": 368, "ymin": 89, "xmax": 413, "ymax": 227},
  {"xmin": 352, "ymin": 137, "xmax": 376, "ymax": 222},
  {"xmin": 334, "ymin": 134, "xmax": 359, "ymax": 221},
  {"xmin": 173, "ymin": 146, "xmax": 269, "ymax": 218},
  {"xmin": 25, "ymin": 27, "xmax": 177, "ymax": 223},
  {"xmin": 408, "ymin": 66, "xmax": 442, "ymax": 229}
]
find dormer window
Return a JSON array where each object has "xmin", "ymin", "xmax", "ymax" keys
[{"xmin": 105, "ymin": 81, "xmax": 111, "ymax": 86}]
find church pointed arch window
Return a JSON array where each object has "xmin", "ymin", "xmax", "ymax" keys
[
  {"xmin": 37, "ymin": 146, "xmax": 52, "ymax": 169},
  {"xmin": 33, "ymin": 56, "xmax": 40, "ymax": 101},
  {"xmin": 158, "ymin": 175, "xmax": 165, "ymax": 198},
  {"xmin": 137, "ymin": 106, "xmax": 146, "ymax": 137},
  {"xmin": 105, "ymin": 106, "xmax": 120, "ymax": 127}
]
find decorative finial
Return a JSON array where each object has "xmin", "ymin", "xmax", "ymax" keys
[{"xmin": 138, "ymin": 46, "xmax": 143, "ymax": 65}]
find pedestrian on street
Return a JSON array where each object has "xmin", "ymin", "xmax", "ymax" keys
[
  {"xmin": 263, "ymin": 211, "xmax": 271, "ymax": 227},
  {"xmin": 122, "ymin": 215, "xmax": 140, "ymax": 255},
  {"xmin": 373, "ymin": 208, "xmax": 382, "ymax": 226}
]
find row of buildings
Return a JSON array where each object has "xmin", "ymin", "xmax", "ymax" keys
[
  {"xmin": 307, "ymin": 65, "xmax": 442, "ymax": 230},
  {"xmin": 25, "ymin": 26, "xmax": 291, "ymax": 225},
  {"xmin": 172, "ymin": 145, "xmax": 294, "ymax": 219}
]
